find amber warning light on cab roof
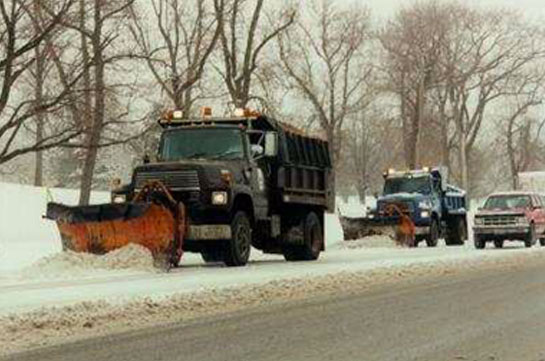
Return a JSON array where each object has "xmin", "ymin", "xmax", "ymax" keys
[{"xmin": 159, "ymin": 107, "xmax": 263, "ymax": 126}]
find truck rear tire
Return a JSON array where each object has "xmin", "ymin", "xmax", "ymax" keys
[
  {"xmin": 223, "ymin": 211, "xmax": 252, "ymax": 267},
  {"xmin": 425, "ymin": 219, "xmax": 439, "ymax": 248},
  {"xmin": 283, "ymin": 212, "xmax": 323, "ymax": 261},
  {"xmin": 446, "ymin": 217, "xmax": 466, "ymax": 246},
  {"xmin": 540, "ymin": 238, "xmax": 545, "ymax": 247}
]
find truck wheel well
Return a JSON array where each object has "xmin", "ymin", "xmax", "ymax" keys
[{"xmin": 233, "ymin": 194, "xmax": 255, "ymax": 224}]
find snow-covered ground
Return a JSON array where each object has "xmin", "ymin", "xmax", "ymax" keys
[
  {"xmin": 2, "ymin": 240, "xmax": 543, "ymax": 316},
  {"xmin": 3, "ymin": 183, "xmax": 545, "ymax": 355},
  {"xmin": 0, "ymin": 182, "xmax": 109, "ymax": 272},
  {"xmin": 0, "ymin": 182, "xmax": 541, "ymax": 317}
]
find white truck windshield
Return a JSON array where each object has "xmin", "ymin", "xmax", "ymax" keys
[{"xmin": 384, "ymin": 176, "xmax": 431, "ymax": 195}]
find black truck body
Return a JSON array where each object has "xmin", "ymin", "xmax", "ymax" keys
[{"xmin": 113, "ymin": 112, "xmax": 332, "ymax": 266}]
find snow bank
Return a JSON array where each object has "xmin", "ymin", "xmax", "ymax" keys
[
  {"xmin": 325, "ymin": 212, "xmax": 344, "ymax": 247},
  {"xmin": 341, "ymin": 235, "xmax": 397, "ymax": 249},
  {"xmin": 19, "ymin": 244, "xmax": 156, "ymax": 280},
  {"xmin": 3, "ymin": 248, "xmax": 544, "ymax": 356},
  {"xmin": 0, "ymin": 182, "xmax": 109, "ymax": 272}
]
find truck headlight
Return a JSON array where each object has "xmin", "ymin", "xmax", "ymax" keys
[
  {"xmin": 474, "ymin": 217, "xmax": 484, "ymax": 226},
  {"xmin": 112, "ymin": 194, "xmax": 126, "ymax": 204},
  {"xmin": 211, "ymin": 191, "xmax": 228, "ymax": 205},
  {"xmin": 517, "ymin": 216, "xmax": 529, "ymax": 225},
  {"xmin": 421, "ymin": 211, "xmax": 430, "ymax": 218}
]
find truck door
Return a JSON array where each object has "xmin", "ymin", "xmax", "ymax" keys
[
  {"xmin": 247, "ymin": 135, "xmax": 269, "ymax": 220},
  {"xmin": 431, "ymin": 176, "xmax": 442, "ymax": 218}
]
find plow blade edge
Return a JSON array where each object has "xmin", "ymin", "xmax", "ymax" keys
[{"xmin": 46, "ymin": 202, "xmax": 184, "ymax": 268}]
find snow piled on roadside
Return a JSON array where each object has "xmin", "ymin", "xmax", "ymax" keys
[
  {"xmin": 19, "ymin": 244, "xmax": 156, "ymax": 280},
  {"xmin": 3, "ymin": 249, "xmax": 544, "ymax": 356},
  {"xmin": 341, "ymin": 235, "xmax": 397, "ymax": 249}
]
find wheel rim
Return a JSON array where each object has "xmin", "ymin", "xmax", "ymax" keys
[{"xmin": 235, "ymin": 222, "xmax": 251, "ymax": 260}]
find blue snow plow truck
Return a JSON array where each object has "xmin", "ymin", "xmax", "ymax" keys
[{"xmin": 343, "ymin": 167, "xmax": 468, "ymax": 247}]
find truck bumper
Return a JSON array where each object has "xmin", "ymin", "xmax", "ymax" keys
[
  {"xmin": 186, "ymin": 224, "xmax": 232, "ymax": 241},
  {"xmin": 473, "ymin": 226, "xmax": 529, "ymax": 239}
]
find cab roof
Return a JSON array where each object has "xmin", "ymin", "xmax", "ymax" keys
[{"xmin": 488, "ymin": 191, "xmax": 539, "ymax": 197}]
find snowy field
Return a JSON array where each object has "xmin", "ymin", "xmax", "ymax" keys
[{"xmin": 0, "ymin": 182, "xmax": 110, "ymax": 272}]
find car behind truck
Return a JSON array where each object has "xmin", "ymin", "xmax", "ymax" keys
[
  {"xmin": 46, "ymin": 109, "xmax": 332, "ymax": 267},
  {"xmin": 473, "ymin": 192, "xmax": 545, "ymax": 249}
]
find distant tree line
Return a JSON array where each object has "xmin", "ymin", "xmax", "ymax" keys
[{"xmin": 1, "ymin": 0, "xmax": 544, "ymax": 202}]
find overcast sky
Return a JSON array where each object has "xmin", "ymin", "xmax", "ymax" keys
[{"xmin": 339, "ymin": 0, "xmax": 545, "ymax": 20}]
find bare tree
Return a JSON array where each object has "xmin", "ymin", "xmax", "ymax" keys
[
  {"xmin": 379, "ymin": 1, "xmax": 450, "ymax": 169},
  {"xmin": 502, "ymin": 71, "xmax": 545, "ymax": 189},
  {"xmin": 438, "ymin": 8, "xmax": 545, "ymax": 190},
  {"xmin": 216, "ymin": 0, "xmax": 295, "ymax": 109},
  {"xmin": 65, "ymin": 0, "xmax": 136, "ymax": 205},
  {"xmin": 278, "ymin": 0, "xmax": 373, "ymax": 199},
  {"xmin": 129, "ymin": 0, "xmax": 223, "ymax": 116},
  {"xmin": 0, "ymin": 0, "xmax": 83, "ymax": 167}
]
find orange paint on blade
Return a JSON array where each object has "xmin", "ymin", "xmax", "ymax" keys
[{"xmin": 57, "ymin": 204, "xmax": 175, "ymax": 256}]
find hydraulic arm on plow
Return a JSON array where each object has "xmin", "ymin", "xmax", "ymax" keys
[
  {"xmin": 383, "ymin": 203, "xmax": 416, "ymax": 246},
  {"xmin": 46, "ymin": 181, "xmax": 187, "ymax": 269}
]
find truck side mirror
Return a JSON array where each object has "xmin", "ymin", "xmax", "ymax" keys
[
  {"xmin": 264, "ymin": 132, "xmax": 278, "ymax": 157},
  {"xmin": 251, "ymin": 144, "xmax": 264, "ymax": 157}
]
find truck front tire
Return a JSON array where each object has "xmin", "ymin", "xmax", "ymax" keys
[
  {"xmin": 283, "ymin": 212, "xmax": 323, "ymax": 262},
  {"xmin": 425, "ymin": 219, "xmax": 439, "ymax": 248},
  {"xmin": 223, "ymin": 211, "xmax": 252, "ymax": 267}
]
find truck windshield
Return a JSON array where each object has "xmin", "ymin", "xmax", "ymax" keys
[
  {"xmin": 384, "ymin": 176, "xmax": 431, "ymax": 195},
  {"xmin": 484, "ymin": 195, "xmax": 531, "ymax": 209},
  {"xmin": 160, "ymin": 128, "xmax": 244, "ymax": 161}
]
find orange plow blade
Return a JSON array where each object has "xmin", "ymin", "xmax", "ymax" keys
[{"xmin": 45, "ymin": 183, "xmax": 187, "ymax": 269}]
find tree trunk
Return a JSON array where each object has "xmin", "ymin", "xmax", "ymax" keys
[
  {"xmin": 32, "ymin": 0, "xmax": 45, "ymax": 187},
  {"xmin": 326, "ymin": 126, "xmax": 337, "ymax": 211},
  {"xmin": 33, "ymin": 48, "xmax": 45, "ymax": 186},
  {"xmin": 459, "ymin": 130, "xmax": 469, "ymax": 192},
  {"xmin": 79, "ymin": 0, "xmax": 104, "ymax": 205}
]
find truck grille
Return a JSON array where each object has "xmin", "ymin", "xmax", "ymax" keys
[
  {"xmin": 135, "ymin": 170, "xmax": 200, "ymax": 191},
  {"xmin": 481, "ymin": 215, "xmax": 517, "ymax": 226},
  {"xmin": 379, "ymin": 202, "xmax": 414, "ymax": 215}
]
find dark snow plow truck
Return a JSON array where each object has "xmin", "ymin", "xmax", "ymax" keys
[
  {"xmin": 342, "ymin": 167, "xmax": 468, "ymax": 247},
  {"xmin": 46, "ymin": 109, "xmax": 332, "ymax": 268}
]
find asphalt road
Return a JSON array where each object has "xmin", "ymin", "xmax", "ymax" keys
[{"xmin": 6, "ymin": 259, "xmax": 545, "ymax": 361}]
